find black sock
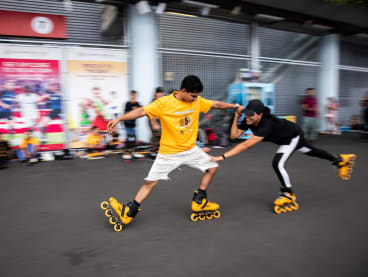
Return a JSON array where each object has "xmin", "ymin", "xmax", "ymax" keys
[
  {"xmin": 332, "ymin": 155, "xmax": 342, "ymax": 166},
  {"xmin": 193, "ymin": 189, "xmax": 207, "ymax": 204},
  {"xmin": 126, "ymin": 200, "xmax": 140, "ymax": 218},
  {"xmin": 198, "ymin": 189, "xmax": 207, "ymax": 195},
  {"xmin": 281, "ymin": 187, "xmax": 293, "ymax": 194}
]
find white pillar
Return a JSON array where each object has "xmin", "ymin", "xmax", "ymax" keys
[
  {"xmin": 249, "ymin": 22, "xmax": 260, "ymax": 72},
  {"xmin": 128, "ymin": 5, "xmax": 160, "ymax": 142},
  {"xmin": 317, "ymin": 34, "xmax": 340, "ymax": 131}
]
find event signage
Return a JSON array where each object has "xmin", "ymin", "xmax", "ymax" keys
[{"xmin": 0, "ymin": 10, "xmax": 67, "ymax": 39}]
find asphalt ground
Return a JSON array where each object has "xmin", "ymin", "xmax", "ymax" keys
[{"xmin": 0, "ymin": 133, "xmax": 367, "ymax": 277}]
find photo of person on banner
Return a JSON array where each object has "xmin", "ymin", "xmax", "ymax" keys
[{"xmin": 0, "ymin": 80, "xmax": 17, "ymax": 139}]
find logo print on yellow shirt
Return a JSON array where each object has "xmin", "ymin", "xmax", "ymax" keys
[{"xmin": 176, "ymin": 115, "xmax": 192, "ymax": 134}]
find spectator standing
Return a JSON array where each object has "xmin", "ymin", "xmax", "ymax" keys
[
  {"xmin": 325, "ymin": 97, "xmax": 339, "ymax": 134},
  {"xmin": 148, "ymin": 87, "xmax": 164, "ymax": 158},
  {"xmin": 301, "ymin": 88, "xmax": 319, "ymax": 142}
]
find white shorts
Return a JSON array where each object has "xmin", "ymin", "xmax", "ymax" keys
[{"xmin": 145, "ymin": 146, "xmax": 218, "ymax": 181}]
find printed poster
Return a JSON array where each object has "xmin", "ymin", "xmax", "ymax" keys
[{"xmin": 0, "ymin": 45, "xmax": 65, "ymax": 150}]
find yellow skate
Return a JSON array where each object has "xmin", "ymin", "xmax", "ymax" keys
[
  {"xmin": 273, "ymin": 192, "xmax": 299, "ymax": 214},
  {"xmin": 99, "ymin": 197, "xmax": 140, "ymax": 232},
  {"xmin": 336, "ymin": 154, "xmax": 356, "ymax": 180},
  {"xmin": 190, "ymin": 196, "xmax": 221, "ymax": 222}
]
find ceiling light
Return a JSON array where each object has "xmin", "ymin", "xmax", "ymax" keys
[
  {"xmin": 255, "ymin": 14, "xmax": 285, "ymax": 21},
  {"xmin": 231, "ymin": 6, "xmax": 241, "ymax": 15},
  {"xmin": 63, "ymin": 0, "xmax": 73, "ymax": 11},
  {"xmin": 201, "ymin": 7, "xmax": 210, "ymax": 16},
  {"xmin": 155, "ymin": 2, "xmax": 167, "ymax": 14},
  {"xmin": 310, "ymin": 24, "xmax": 333, "ymax": 30},
  {"xmin": 165, "ymin": 11, "xmax": 197, "ymax": 18},
  {"xmin": 136, "ymin": 1, "xmax": 151, "ymax": 15},
  {"xmin": 182, "ymin": 0, "xmax": 219, "ymax": 9},
  {"xmin": 354, "ymin": 33, "xmax": 368, "ymax": 39}
]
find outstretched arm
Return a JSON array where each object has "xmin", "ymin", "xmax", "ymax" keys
[
  {"xmin": 212, "ymin": 101, "xmax": 243, "ymax": 112},
  {"xmin": 210, "ymin": 135, "xmax": 263, "ymax": 162},
  {"xmin": 107, "ymin": 107, "xmax": 147, "ymax": 133}
]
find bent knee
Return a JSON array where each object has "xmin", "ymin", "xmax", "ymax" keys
[
  {"xmin": 206, "ymin": 167, "xmax": 217, "ymax": 174},
  {"xmin": 143, "ymin": 180, "xmax": 158, "ymax": 188}
]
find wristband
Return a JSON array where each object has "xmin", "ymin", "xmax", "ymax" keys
[{"xmin": 222, "ymin": 154, "xmax": 226, "ymax": 160}]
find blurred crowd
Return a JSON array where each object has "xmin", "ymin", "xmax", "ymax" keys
[{"xmin": 1, "ymin": 87, "xmax": 367, "ymax": 169}]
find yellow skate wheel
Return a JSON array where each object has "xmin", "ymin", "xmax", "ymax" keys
[
  {"xmin": 109, "ymin": 216, "xmax": 118, "ymax": 225},
  {"xmin": 290, "ymin": 202, "xmax": 299, "ymax": 211},
  {"xmin": 342, "ymin": 174, "xmax": 350, "ymax": 180},
  {"xmin": 284, "ymin": 205, "xmax": 293, "ymax": 212},
  {"xmin": 113, "ymin": 223, "xmax": 123, "ymax": 232},
  {"xmin": 213, "ymin": 210, "xmax": 221, "ymax": 219},
  {"xmin": 274, "ymin": 205, "xmax": 283, "ymax": 214},
  {"xmin": 100, "ymin": 201, "xmax": 109, "ymax": 210},
  {"xmin": 206, "ymin": 213, "xmax": 214, "ymax": 220},
  {"xmin": 190, "ymin": 213, "xmax": 199, "ymax": 222},
  {"xmin": 105, "ymin": 209, "xmax": 113, "ymax": 218},
  {"xmin": 198, "ymin": 214, "xmax": 206, "ymax": 221}
]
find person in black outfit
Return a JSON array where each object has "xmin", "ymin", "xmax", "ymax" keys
[
  {"xmin": 123, "ymin": 90, "xmax": 141, "ymax": 138},
  {"xmin": 122, "ymin": 90, "xmax": 141, "ymax": 158},
  {"xmin": 211, "ymin": 99, "xmax": 356, "ymax": 213},
  {"xmin": 361, "ymin": 92, "xmax": 368, "ymax": 140},
  {"xmin": 0, "ymin": 133, "xmax": 11, "ymax": 168}
]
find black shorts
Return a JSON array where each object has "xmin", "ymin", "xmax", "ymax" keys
[
  {"xmin": 49, "ymin": 109, "xmax": 61, "ymax": 119},
  {"xmin": 0, "ymin": 111, "xmax": 12, "ymax": 120}
]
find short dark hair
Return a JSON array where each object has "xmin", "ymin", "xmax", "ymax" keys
[
  {"xmin": 155, "ymin": 87, "xmax": 164, "ymax": 93},
  {"xmin": 306, "ymin": 88, "xmax": 315, "ymax": 91},
  {"xmin": 130, "ymin": 90, "xmax": 137, "ymax": 95},
  {"xmin": 180, "ymin": 75, "xmax": 203, "ymax": 93}
]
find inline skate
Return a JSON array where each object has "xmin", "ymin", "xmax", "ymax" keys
[
  {"xmin": 273, "ymin": 192, "xmax": 299, "ymax": 214},
  {"xmin": 100, "ymin": 197, "xmax": 140, "ymax": 232},
  {"xmin": 335, "ymin": 154, "xmax": 356, "ymax": 180},
  {"xmin": 190, "ymin": 190, "xmax": 221, "ymax": 222}
]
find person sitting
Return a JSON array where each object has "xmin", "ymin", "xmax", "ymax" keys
[
  {"xmin": 106, "ymin": 128, "xmax": 122, "ymax": 152},
  {"xmin": 349, "ymin": 115, "xmax": 364, "ymax": 131},
  {"xmin": 16, "ymin": 129, "xmax": 40, "ymax": 164},
  {"xmin": 0, "ymin": 132, "xmax": 11, "ymax": 168},
  {"xmin": 85, "ymin": 126, "xmax": 105, "ymax": 159}
]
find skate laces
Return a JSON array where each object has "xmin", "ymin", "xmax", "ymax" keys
[{"xmin": 279, "ymin": 193, "xmax": 293, "ymax": 200}]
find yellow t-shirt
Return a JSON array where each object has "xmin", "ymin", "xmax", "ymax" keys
[
  {"xmin": 86, "ymin": 134, "xmax": 103, "ymax": 147},
  {"xmin": 144, "ymin": 93, "xmax": 213, "ymax": 154},
  {"xmin": 20, "ymin": 137, "xmax": 39, "ymax": 149}
]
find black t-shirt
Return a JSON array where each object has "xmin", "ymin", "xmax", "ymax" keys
[
  {"xmin": 124, "ymin": 101, "xmax": 141, "ymax": 128},
  {"xmin": 238, "ymin": 116, "xmax": 300, "ymax": 145}
]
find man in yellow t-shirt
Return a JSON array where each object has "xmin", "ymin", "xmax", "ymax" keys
[{"xmin": 105, "ymin": 75, "xmax": 243, "ymax": 228}]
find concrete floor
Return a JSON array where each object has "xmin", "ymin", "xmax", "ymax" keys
[{"xmin": 0, "ymin": 133, "xmax": 367, "ymax": 277}]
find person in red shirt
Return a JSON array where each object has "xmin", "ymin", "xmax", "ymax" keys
[{"xmin": 301, "ymin": 88, "xmax": 319, "ymax": 142}]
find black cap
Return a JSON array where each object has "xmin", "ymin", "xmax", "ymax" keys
[{"xmin": 243, "ymin": 99, "xmax": 265, "ymax": 116}]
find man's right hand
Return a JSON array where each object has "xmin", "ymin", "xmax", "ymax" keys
[
  {"xmin": 236, "ymin": 105, "xmax": 244, "ymax": 116},
  {"xmin": 107, "ymin": 119, "xmax": 119, "ymax": 134}
]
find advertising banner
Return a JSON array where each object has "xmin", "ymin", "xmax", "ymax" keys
[
  {"xmin": 0, "ymin": 10, "xmax": 67, "ymax": 39},
  {"xmin": 66, "ymin": 47, "xmax": 128, "ymax": 142},
  {"xmin": 0, "ymin": 45, "xmax": 65, "ymax": 150}
]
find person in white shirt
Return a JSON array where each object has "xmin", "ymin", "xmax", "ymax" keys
[{"xmin": 16, "ymin": 86, "xmax": 41, "ymax": 128}]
